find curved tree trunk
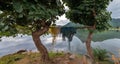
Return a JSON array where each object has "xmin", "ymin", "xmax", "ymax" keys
[
  {"xmin": 32, "ymin": 27, "xmax": 50, "ymax": 63},
  {"xmin": 85, "ymin": 31, "xmax": 94, "ymax": 61}
]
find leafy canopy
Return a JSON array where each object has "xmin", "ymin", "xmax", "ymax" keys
[
  {"xmin": 63, "ymin": 0, "xmax": 112, "ymax": 31},
  {"xmin": 0, "ymin": 0, "xmax": 64, "ymax": 37}
]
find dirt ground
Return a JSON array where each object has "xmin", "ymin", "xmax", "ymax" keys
[{"xmin": 15, "ymin": 53, "xmax": 92, "ymax": 64}]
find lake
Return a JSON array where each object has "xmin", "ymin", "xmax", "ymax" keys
[{"xmin": 0, "ymin": 34, "xmax": 120, "ymax": 58}]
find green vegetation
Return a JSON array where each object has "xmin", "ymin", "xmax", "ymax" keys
[
  {"xmin": 0, "ymin": 52, "xmax": 65, "ymax": 64},
  {"xmin": 98, "ymin": 61, "xmax": 113, "ymax": 64},
  {"xmin": 65, "ymin": 22, "xmax": 120, "ymax": 42},
  {"xmin": 0, "ymin": 52, "xmax": 113, "ymax": 64},
  {"xmin": 0, "ymin": 0, "xmax": 64, "ymax": 62},
  {"xmin": 93, "ymin": 48, "xmax": 109, "ymax": 61},
  {"xmin": 49, "ymin": 52, "xmax": 64, "ymax": 58},
  {"xmin": 63, "ymin": 0, "xmax": 112, "ymax": 61},
  {"xmin": 0, "ymin": 53, "xmax": 26, "ymax": 64},
  {"xmin": 76, "ymin": 29, "xmax": 120, "ymax": 42},
  {"xmin": 110, "ymin": 18, "xmax": 120, "ymax": 27},
  {"xmin": 0, "ymin": 0, "xmax": 118, "ymax": 64},
  {"xmin": 92, "ymin": 48, "xmax": 114, "ymax": 64}
]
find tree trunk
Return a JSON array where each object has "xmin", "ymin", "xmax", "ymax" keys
[
  {"xmin": 68, "ymin": 42, "xmax": 71, "ymax": 52},
  {"xmin": 32, "ymin": 27, "xmax": 50, "ymax": 63},
  {"xmin": 85, "ymin": 31, "xmax": 94, "ymax": 61}
]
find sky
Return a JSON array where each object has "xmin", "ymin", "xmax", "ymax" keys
[
  {"xmin": 56, "ymin": 0, "xmax": 120, "ymax": 25},
  {"xmin": 107, "ymin": 0, "xmax": 120, "ymax": 18},
  {"xmin": 0, "ymin": 0, "xmax": 120, "ymax": 57}
]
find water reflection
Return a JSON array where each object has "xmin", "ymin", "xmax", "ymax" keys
[{"xmin": 0, "ymin": 35, "xmax": 120, "ymax": 57}]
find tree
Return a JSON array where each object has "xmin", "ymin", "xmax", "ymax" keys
[
  {"xmin": 63, "ymin": 0, "xmax": 112, "ymax": 62},
  {"xmin": 0, "ymin": 0, "xmax": 64, "ymax": 63}
]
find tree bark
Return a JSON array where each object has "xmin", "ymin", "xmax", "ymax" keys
[
  {"xmin": 32, "ymin": 27, "xmax": 50, "ymax": 63},
  {"xmin": 85, "ymin": 31, "xmax": 94, "ymax": 61}
]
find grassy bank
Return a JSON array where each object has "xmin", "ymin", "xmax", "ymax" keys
[
  {"xmin": 0, "ymin": 52, "xmax": 65, "ymax": 64},
  {"xmin": 0, "ymin": 52, "xmax": 113, "ymax": 64}
]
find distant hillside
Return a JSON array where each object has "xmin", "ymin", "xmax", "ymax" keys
[
  {"xmin": 65, "ymin": 18, "xmax": 120, "ymax": 27},
  {"xmin": 110, "ymin": 18, "xmax": 120, "ymax": 27},
  {"xmin": 64, "ymin": 18, "xmax": 120, "ymax": 42}
]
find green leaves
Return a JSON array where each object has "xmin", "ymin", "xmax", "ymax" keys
[
  {"xmin": 13, "ymin": 2, "xmax": 23, "ymax": 13},
  {"xmin": 0, "ymin": 0, "xmax": 64, "ymax": 37},
  {"xmin": 93, "ymin": 48, "xmax": 109, "ymax": 61},
  {"xmin": 2, "ymin": 25, "xmax": 9, "ymax": 31},
  {"xmin": 64, "ymin": 0, "xmax": 112, "ymax": 31},
  {"xmin": 0, "ymin": 21, "xmax": 17, "ymax": 37}
]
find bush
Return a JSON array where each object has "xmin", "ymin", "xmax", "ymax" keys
[
  {"xmin": 93, "ymin": 48, "xmax": 109, "ymax": 61},
  {"xmin": 0, "ymin": 54, "xmax": 26, "ymax": 64}
]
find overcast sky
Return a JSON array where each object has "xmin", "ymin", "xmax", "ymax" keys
[
  {"xmin": 0, "ymin": 0, "xmax": 120, "ymax": 57},
  {"xmin": 56, "ymin": 0, "xmax": 120, "ymax": 25},
  {"xmin": 0, "ymin": 0, "xmax": 119, "ymax": 18},
  {"xmin": 107, "ymin": 0, "xmax": 120, "ymax": 18}
]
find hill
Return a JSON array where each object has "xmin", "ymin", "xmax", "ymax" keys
[
  {"xmin": 64, "ymin": 18, "xmax": 120, "ymax": 42},
  {"xmin": 109, "ymin": 18, "xmax": 120, "ymax": 27},
  {"xmin": 0, "ymin": 51, "xmax": 113, "ymax": 64}
]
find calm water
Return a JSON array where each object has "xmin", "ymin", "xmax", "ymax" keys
[{"xmin": 0, "ymin": 35, "xmax": 120, "ymax": 57}]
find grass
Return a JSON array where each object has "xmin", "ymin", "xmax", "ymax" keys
[
  {"xmin": 98, "ymin": 61, "xmax": 114, "ymax": 64},
  {"xmin": 0, "ymin": 52, "xmax": 42, "ymax": 64},
  {"xmin": 0, "ymin": 52, "xmax": 114, "ymax": 64},
  {"xmin": 0, "ymin": 52, "xmax": 65, "ymax": 64},
  {"xmin": 49, "ymin": 51, "xmax": 64, "ymax": 58},
  {"xmin": 0, "ymin": 53, "xmax": 26, "ymax": 64}
]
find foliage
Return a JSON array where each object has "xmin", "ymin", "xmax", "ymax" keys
[
  {"xmin": 0, "ymin": 52, "xmax": 64, "ymax": 64},
  {"xmin": 0, "ymin": 52, "xmax": 113, "ymax": 64},
  {"xmin": 0, "ymin": 53, "xmax": 26, "ymax": 64},
  {"xmin": 93, "ymin": 48, "xmax": 109, "ymax": 61},
  {"xmin": 0, "ymin": 0, "xmax": 65, "ymax": 62},
  {"xmin": 49, "ymin": 52, "xmax": 64, "ymax": 58},
  {"xmin": 63, "ymin": 0, "xmax": 112, "ymax": 31},
  {"xmin": 0, "ymin": 0, "xmax": 65, "ymax": 37},
  {"xmin": 0, "ymin": 52, "xmax": 41, "ymax": 64}
]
